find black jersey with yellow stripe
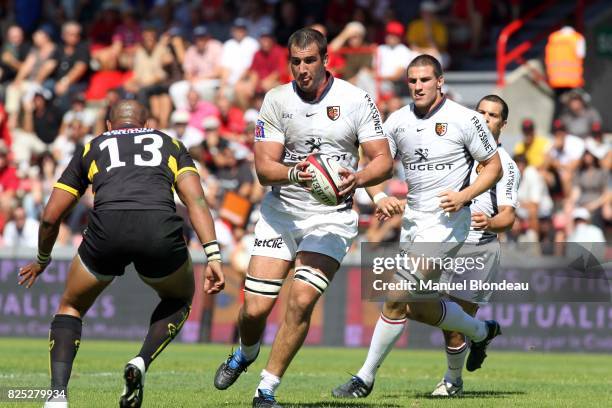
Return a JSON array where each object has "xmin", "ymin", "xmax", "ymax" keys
[{"xmin": 55, "ymin": 127, "xmax": 198, "ymax": 211}]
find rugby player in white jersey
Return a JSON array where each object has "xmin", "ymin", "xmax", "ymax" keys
[
  {"xmin": 332, "ymin": 55, "xmax": 504, "ymax": 399},
  {"xmin": 429, "ymin": 94, "xmax": 520, "ymax": 396},
  {"xmin": 213, "ymin": 28, "xmax": 393, "ymax": 408}
]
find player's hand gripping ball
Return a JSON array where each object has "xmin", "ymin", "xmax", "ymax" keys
[{"xmin": 306, "ymin": 153, "xmax": 345, "ymax": 206}]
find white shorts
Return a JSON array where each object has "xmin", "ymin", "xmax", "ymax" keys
[
  {"xmin": 439, "ymin": 239, "xmax": 501, "ymax": 304},
  {"xmin": 394, "ymin": 207, "xmax": 471, "ymax": 298},
  {"xmin": 251, "ymin": 201, "xmax": 358, "ymax": 264},
  {"xmin": 400, "ymin": 207, "xmax": 470, "ymax": 249}
]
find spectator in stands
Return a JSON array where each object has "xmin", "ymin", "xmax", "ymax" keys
[
  {"xmin": 14, "ymin": 91, "xmax": 61, "ymax": 165},
  {"xmin": 275, "ymin": 0, "xmax": 302, "ymax": 46},
  {"xmin": 59, "ymin": 94, "xmax": 96, "ymax": 135},
  {"xmin": 325, "ymin": 0, "xmax": 356, "ymax": 35},
  {"xmin": 513, "ymin": 118, "xmax": 551, "ymax": 169},
  {"xmin": 200, "ymin": 118, "xmax": 235, "ymax": 173},
  {"xmin": 448, "ymin": 0, "xmax": 492, "ymax": 56},
  {"xmin": 407, "ymin": 1, "xmax": 449, "ymax": 68},
  {"xmin": 310, "ymin": 23, "xmax": 345, "ymax": 77},
  {"xmin": 169, "ymin": 25, "xmax": 223, "ymax": 109},
  {"xmin": 220, "ymin": 18, "xmax": 259, "ymax": 100},
  {"xmin": 200, "ymin": 4, "xmax": 232, "ymax": 42},
  {"xmin": 93, "ymin": 88, "xmax": 121, "ymax": 135},
  {"xmin": 123, "ymin": 26, "xmax": 173, "ymax": 128},
  {"xmin": 569, "ymin": 147, "xmax": 610, "ymax": 229},
  {"xmin": 213, "ymin": 138, "xmax": 255, "ymax": 201},
  {"xmin": 235, "ymin": 29, "xmax": 286, "ymax": 109},
  {"xmin": 0, "ymin": 107, "xmax": 9, "ymax": 169},
  {"xmin": 112, "ymin": 6, "xmax": 142, "ymax": 69},
  {"xmin": 567, "ymin": 207, "xmax": 605, "ymax": 243},
  {"xmin": 163, "ymin": 26, "xmax": 187, "ymax": 85},
  {"xmin": 52, "ymin": 119, "xmax": 90, "ymax": 169},
  {"xmin": 215, "ymin": 93, "xmax": 246, "ymax": 142},
  {"xmin": 545, "ymin": 22, "xmax": 586, "ymax": 120},
  {"xmin": 584, "ymin": 122, "xmax": 611, "ymax": 169},
  {"xmin": 184, "ymin": 88, "xmax": 220, "ymax": 132},
  {"xmin": 377, "ymin": 21, "xmax": 415, "ymax": 98},
  {"xmin": 39, "ymin": 21, "xmax": 90, "ymax": 113},
  {"xmin": 22, "ymin": 151, "xmax": 56, "ymax": 220},
  {"xmin": 329, "ymin": 21, "xmax": 374, "ymax": 94},
  {"xmin": 5, "ymin": 26, "xmax": 56, "ymax": 129},
  {"xmin": 515, "ymin": 153, "xmax": 553, "ymax": 243},
  {"xmin": 3, "ymin": 204, "xmax": 39, "ymax": 248},
  {"xmin": 166, "ymin": 110, "xmax": 204, "ymax": 151},
  {"xmin": 89, "ymin": 3, "xmax": 121, "ymax": 71},
  {"xmin": 558, "ymin": 90, "xmax": 602, "ymax": 139},
  {"xmin": 0, "ymin": 25, "xmax": 30, "ymax": 91},
  {"xmin": 544, "ymin": 119, "xmax": 585, "ymax": 199},
  {"xmin": 243, "ymin": 0, "xmax": 275, "ymax": 40},
  {"xmin": 0, "ymin": 141, "xmax": 19, "ymax": 226}
]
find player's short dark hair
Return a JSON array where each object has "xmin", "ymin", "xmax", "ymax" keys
[
  {"xmin": 287, "ymin": 28, "xmax": 327, "ymax": 59},
  {"xmin": 109, "ymin": 100, "xmax": 148, "ymax": 128},
  {"xmin": 407, "ymin": 54, "xmax": 443, "ymax": 78},
  {"xmin": 477, "ymin": 94, "xmax": 509, "ymax": 121}
]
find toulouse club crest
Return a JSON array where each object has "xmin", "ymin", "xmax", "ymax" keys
[
  {"xmin": 327, "ymin": 106, "xmax": 340, "ymax": 121},
  {"xmin": 435, "ymin": 122, "xmax": 447, "ymax": 136}
]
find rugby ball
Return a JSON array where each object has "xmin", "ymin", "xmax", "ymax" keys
[{"xmin": 306, "ymin": 153, "xmax": 344, "ymax": 206}]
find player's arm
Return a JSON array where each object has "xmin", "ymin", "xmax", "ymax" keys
[
  {"xmin": 472, "ymin": 206, "xmax": 516, "ymax": 232},
  {"xmin": 459, "ymin": 153, "xmax": 502, "ymax": 202},
  {"xmin": 19, "ymin": 148, "xmax": 89, "ymax": 288},
  {"xmin": 365, "ymin": 183, "xmax": 404, "ymax": 220},
  {"xmin": 473, "ymin": 158, "xmax": 520, "ymax": 232},
  {"xmin": 338, "ymin": 139, "xmax": 393, "ymax": 196},
  {"xmin": 254, "ymin": 141, "xmax": 312, "ymax": 186},
  {"xmin": 339, "ymin": 95, "xmax": 394, "ymax": 196},
  {"xmin": 18, "ymin": 188, "xmax": 78, "ymax": 288},
  {"xmin": 175, "ymin": 171, "xmax": 225, "ymax": 294},
  {"xmin": 440, "ymin": 112, "xmax": 503, "ymax": 212}
]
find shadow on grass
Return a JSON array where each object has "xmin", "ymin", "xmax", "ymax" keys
[
  {"xmin": 412, "ymin": 390, "xmax": 527, "ymax": 399},
  {"xmin": 284, "ymin": 402, "xmax": 401, "ymax": 408}
]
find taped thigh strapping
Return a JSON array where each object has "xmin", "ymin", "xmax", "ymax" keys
[
  {"xmin": 294, "ymin": 266, "xmax": 330, "ymax": 294},
  {"xmin": 244, "ymin": 274, "xmax": 284, "ymax": 298}
]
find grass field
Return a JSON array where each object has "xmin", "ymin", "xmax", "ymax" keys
[{"xmin": 1, "ymin": 338, "xmax": 610, "ymax": 407}]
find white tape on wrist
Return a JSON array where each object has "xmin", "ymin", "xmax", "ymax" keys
[
  {"xmin": 203, "ymin": 240, "xmax": 222, "ymax": 262},
  {"xmin": 373, "ymin": 192, "xmax": 388, "ymax": 204}
]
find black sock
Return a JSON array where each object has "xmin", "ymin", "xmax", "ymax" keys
[
  {"xmin": 137, "ymin": 299, "xmax": 191, "ymax": 370},
  {"xmin": 49, "ymin": 314, "xmax": 83, "ymax": 394}
]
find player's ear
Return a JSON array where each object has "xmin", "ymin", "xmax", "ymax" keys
[
  {"xmin": 323, "ymin": 53, "xmax": 328, "ymax": 66},
  {"xmin": 106, "ymin": 120, "xmax": 112, "ymax": 131},
  {"xmin": 437, "ymin": 75, "xmax": 444, "ymax": 90}
]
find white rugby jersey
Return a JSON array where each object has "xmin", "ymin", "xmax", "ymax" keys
[
  {"xmin": 385, "ymin": 97, "xmax": 498, "ymax": 212},
  {"xmin": 467, "ymin": 146, "xmax": 520, "ymax": 244},
  {"xmin": 254, "ymin": 76, "xmax": 386, "ymax": 213}
]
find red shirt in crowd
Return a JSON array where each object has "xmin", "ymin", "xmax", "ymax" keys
[
  {"xmin": 219, "ymin": 107, "xmax": 246, "ymax": 138},
  {"xmin": 250, "ymin": 44, "xmax": 288, "ymax": 87},
  {"xmin": 0, "ymin": 165, "xmax": 19, "ymax": 193},
  {"xmin": 0, "ymin": 105, "xmax": 12, "ymax": 147}
]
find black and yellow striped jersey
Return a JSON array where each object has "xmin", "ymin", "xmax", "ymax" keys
[{"xmin": 55, "ymin": 127, "xmax": 198, "ymax": 211}]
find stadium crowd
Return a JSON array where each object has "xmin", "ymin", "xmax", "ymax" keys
[{"xmin": 0, "ymin": 0, "xmax": 608, "ymax": 268}]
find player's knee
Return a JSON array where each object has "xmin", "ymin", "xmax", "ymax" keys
[
  {"xmin": 405, "ymin": 302, "xmax": 429, "ymax": 323},
  {"xmin": 241, "ymin": 298, "xmax": 273, "ymax": 323},
  {"xmin": 286, "ymin": 290, "xmax": 316, "ymax": 322},
  {"xmin": 383, "ymin": 301, "xmax": 408, "ymax": 320},
  {"xmin": 57, "ymin": 296, "xmax": 87, "ymax": 317},
  {"xmin": 444, "ymin": 330, "xmax": 465, "ymax": 347}
]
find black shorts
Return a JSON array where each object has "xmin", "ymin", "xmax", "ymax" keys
[{"xmin": 78, "ymin": 210, "xmax": 189, "ymax": 279}]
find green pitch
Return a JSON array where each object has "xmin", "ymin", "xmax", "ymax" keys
[{"xmin": 1, "ymin": 338, "xmax": 610, "ymax": 407}]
